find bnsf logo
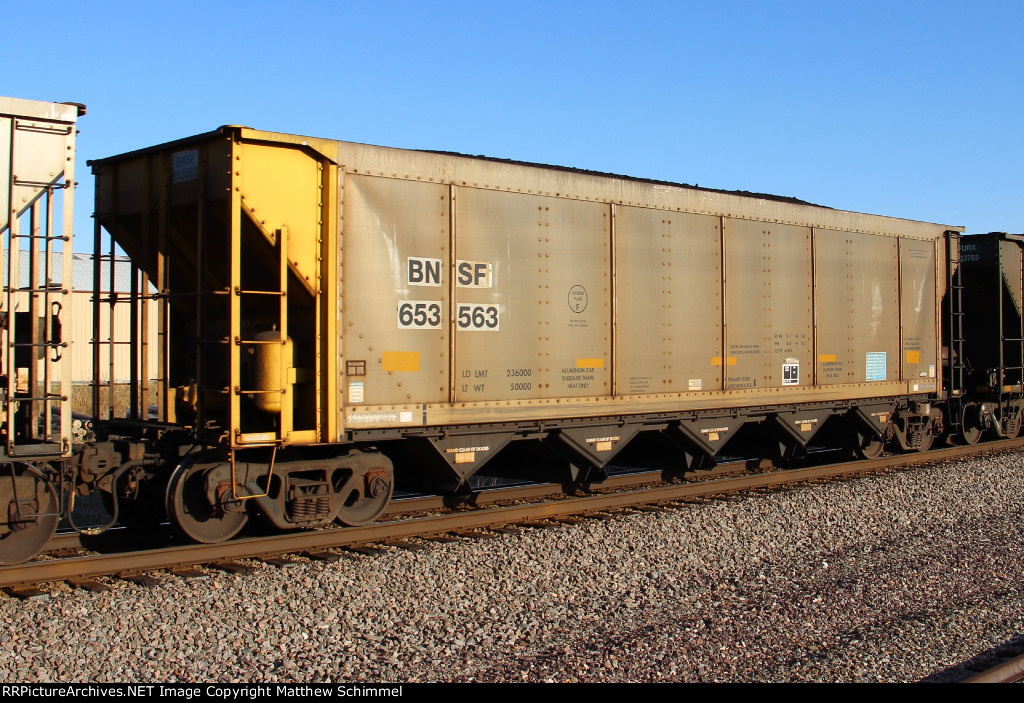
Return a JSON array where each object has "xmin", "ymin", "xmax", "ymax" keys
[{"xmin": 406, "ymin": 257, "xmax": 493, "ymax": 288}]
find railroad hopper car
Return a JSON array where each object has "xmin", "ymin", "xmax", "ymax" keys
[
  {"xmin": 0, "ymin": 97, "xmax": 82, "ymax": 564},
  {"xmin": 949, "ymin": 232, "xmax": 1024, "ymax": 442},
  {"xmin": 80, "ymin": 125, "xmax": 964, "ymax": 545}
]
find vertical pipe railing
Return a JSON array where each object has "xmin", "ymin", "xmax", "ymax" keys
[
  {"xmin": 129, "ymin": 261, "xmax": 139, "ymax": 419},
  {"xmin": 91, "ymin": 218, "xmax": 101, "ymax": 418},
  {"xmin": 43, "ymin": 189, "xmax": 54, "ymax": 442},
  {"xmin": 28, "ymin": 200, "xmax": 39, "ymax": 438}
]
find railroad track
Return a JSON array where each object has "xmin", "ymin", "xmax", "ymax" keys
[
  {"xmin": 4, "ymin": 438, "xmax": 1023, "ymax": 596},
  {"xmin": 962, "ymin": 651, "xmax": 1024, "ymax": 683}
]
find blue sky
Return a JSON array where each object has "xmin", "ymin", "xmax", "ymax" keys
[{"xmin": 7, "ymin": 1, "xmax": 1022, "ymax": 247}]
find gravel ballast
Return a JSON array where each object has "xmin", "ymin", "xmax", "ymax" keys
[{"xmin": 2, "ymin": 451, "xmax": 1022, "ymax": 683}]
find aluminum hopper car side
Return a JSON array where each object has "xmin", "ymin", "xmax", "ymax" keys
[
  {"xmin": 3, "ymin": 100, "xmax": 1023, "ymax": 563},
  {"xmin": 0, "ymin": 97, "xmax": 84, "ymax": 564}
]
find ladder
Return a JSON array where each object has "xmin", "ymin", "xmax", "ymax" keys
[
  {"xmin": 2, "ymin": 104, "xmax": 77, "ymax": 459},
  {"xmin": 946, "ymin": 232, "xmax": 966, "ymax": 400}
]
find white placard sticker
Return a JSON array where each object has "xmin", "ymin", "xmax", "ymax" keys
[
  {"xmin": 397, "ymin": 300, "xmax": 443, "ymax": 329},
  {"xmin": 782, "ymin": 363, "xmax": 799, "ymax": 386},
  {"xmin": 456, "ymin": 303, "xmax": 499, "ymax": 331},
  {"xmin": 348, "ymin": 381, "xmax": 364, "ymax": 403},
  {"xmin": 866, "ymin": 352, "xmax": 886, "ymax": 382},
  {"xmin": 456, "ymin": 260, "xmax": 493, "ymax": 288},
  {"xmin": 407, "ymin": 257, "xmax": 443, "ymax": 286}
]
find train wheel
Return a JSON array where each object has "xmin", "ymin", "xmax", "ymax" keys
[
  {"xmin": 956, "ymin": 405, "xmax": 983, "ymax": 445},
  {"xmin": 957, "ymin": 424, "xmax": 982, "ymax": 445},
  {"xmin": 166, "ymin": 462, "xmax": 248, "ymax": 544},
  {"xmin": 335, "ymin": 469, "xmax": 393, "ymax": 527},
  {"xmin": 0, "ymin": 465, "xmax": 60, "ymax": 565},
  {"xmin": 854, "ymin": 433, "xmax": 884, "ymax": 460},
  {"xmin": 912, "ymin": 429, "xmax": 935, "ymax": 452}
]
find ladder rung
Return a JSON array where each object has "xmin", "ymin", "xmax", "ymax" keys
[
  {"xmin": 7, "ymin": 234, "xmax": 69, "ymax": 243},
  {"xmin": 5, "ymin": 287, "xmax": 68, "ymax": 294},
  {"xmin": 10, "ymin": 177, "xmax": 64, "ymax": 189},
  {"xmin": 90, "ymin": 294, "xmax": 189, "ymax": 302},
  {"xmin": 234, "ymin": 289, "xmax": 285, "ymax": 296},
  {"xmin": 8, "ymin": 342, "xmax": 68, "ymax": 349}
]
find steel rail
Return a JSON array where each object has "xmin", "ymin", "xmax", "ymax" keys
[
  {"xmin": 43, "ymin": 463, "xmax": 747, "ymax": 553},
  {"xmin": 962, "ymin": 652, "xmax": 1024, "ymax": 683},
  {"xmin": 5, "ymin": 438, "xmax": 1024, "ymax": 591}
]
